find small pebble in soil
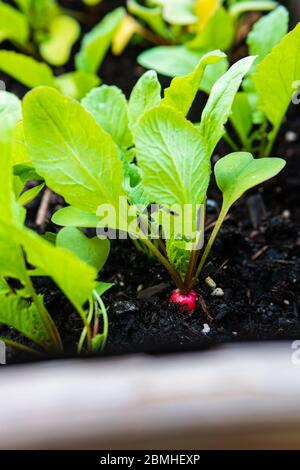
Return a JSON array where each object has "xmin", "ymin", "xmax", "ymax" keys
[
  {"xmin": 113, "ymin": 301, "xmax": 138, "ymax": 315},
  {"xmin": 202, "ymin": 323, "xmax": 211, "ymax": 335},
  {"xmin": 205, "ymin": 276, "xmax": 217, "ymax": 289},
  {"xmin": 211, "ymin": 287, "xmax": 225, "ymax": 297},
  {"xmin": 285, "ymin": 131, "xmax": 297, "ymax": 142},
  {"xmin": 282, "ymin": 210, "xmax": 291, "ymax": 219}
]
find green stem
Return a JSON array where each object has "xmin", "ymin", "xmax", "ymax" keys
[
  {"xmin": 234, "ymin": 127, "xmax": 252, "ymax": 152},
  {"xmin": 23, "ymin": 270, "xmax": 63, "ymax": 353},
  {"xmin": 224, "ymin": 132, "xmax": 239, "ymax": 152},
  {"xmin": 263, "ymin": 122, "xmax": 281, "ymax": 157},
  {"xmin": 76, "ymin": 303, "xmax": 93, "ymax": 353},
  {"xmin": 183, "ymin": 249, "xmax": 199, "ymax": 293},
  {"xmin": 0, "ymin": 337, "xmax": 42, "ymax": 357},
  {"xmin": 256, "ymin": 119, "xmax": 268, "ymax": 157},
  {"xmin": 13, "ymin": 40, "xmax": 39, "ymax": 58},
  {"xmin": 93, "ymin": 290, "xmax": 109, "ymax": 352},
  {"xmin": 141, "ymin": 237, "xmax": 185, "ymax": 291},
  {"xmin": 193, "ymin": 205, "xmax": 229, "ymax": 287},
  {"xmin": 78, "ymin": 297, "xmax": 94, "ymax": 354},
  {"xmin": 132, "ymin": 238, "xmax": 146, "ymax": 254}
]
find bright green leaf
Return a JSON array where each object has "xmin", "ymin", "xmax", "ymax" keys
[
  {"xmin": 127, "ymin": 0, "xmax": 167, "ymax": 37},
  {"xmin": 52, "ymin": 206, "xmax": 101, "ymax": 228},
  {"xmin": 247, "ymin": 6, "xmax": 289, "ymax": 62},
  {"xmin": 12, "ymin": 121, "xmax": 31, "ymax": 165},
  {"xmin": 138, "ymin": 45, "xmax": 228, "ymax": 94},
  {"xmin": 0, "ymin": 279, "xmax": 10, "ymax": 295},
  {"xmin": 0, "ymin": 51, "xmax": 55, "ymax": 89},
  {"xmin": 153, "ymin": 0, "xmax": 197, "ymax": 25},
  {"xmin": 56, "ymin": 227, "xmax": 110, "ymax": 272},
  {"xmin": 15, "ymin": 0, "xmax": 60, "ymax": 30},
  {"xmin": 128, "ymin": 71, "xmax": 161, "ymax": 133},
  {"xmin": 14, "ymin": 162, "xmax": 42, "ymax": 184},
  {"xmin": 230, "ymin": 92, "xmax": 253, "ymax": 145},
  {"xmin": 161, "ymin": 50, "xmax": 226, "ymax": 116},
  {"xmin": 23, "ymin": 87, "xmax": 125, "ymax": 214},
  {"xmin": 229, "ymin": 1, "xmax": 277, "ymax": 19},
  {"xmin": 199, "ymin": 56, "xmax": 256, "ymax": 157},
  {"xmin": 82, "ymin": 85, "xmax": 133, "ymax": 154},
  {"xmin": 39, "ymin": 15, "xmax": 80, "ymax": 66},
  {"xmin": 0, "ymin": 128, "xmax": 28, "ymax": 281},
  {"xmin": 135, "ymin": 105, "xmax": 209, "ymax": 206},
  {"xmin": 95, "ymin": 281, "xmax": 114, "ymax": 297},
  {"xmin": 18, "ymin": 224, "xmax": 97, "ymax": 309},
  {"xmin": 188, "ymin": 7, "xmax": 235, "ymax": 51},
  {"xmin": 0, "ymin": 294, "xmax": 52, "ymax": 347},
  {"xmin": 0, "ymin": 91, "xmax": 22, "ymax": 132},
  {"xmin": 55, "ymin": 71, "xmax": 100, "ymax": 100},
  {"xmin": 75, "ymin": 7, "xmax": 125, "ymax": 73},
  {"xmin": 215, "ymin": 152, "xmax": 286, "ymax": 208},
  {"xmin": 0, "ymin": 221, "xmax": 25, "ymax": 282},
  {"xmin": 0, "ymin": 1, "xmax": 29, "ymax": 44},
  {"xmin": 0, "ymin": 94, "xmax": 31, "ymax": 168},
  {"xmin": 17, "ymin": 183, "xmax": 45, "ymax": 207},
  {"xmin": 253, "ymin": 23, "xmax": 300, "ymax": 131}
]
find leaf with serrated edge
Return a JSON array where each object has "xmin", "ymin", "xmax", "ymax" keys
[
  {"xmin": 0, "ymin": 294, "xmax": 51, "ymax": 347},
  {"xmin": 199, "ymin": 56, "xmax": 256, "ymax": 158},
  {"xmin": 82, "ymin": 85, "xmax": 133, "ymax": 154},
  {"xmin": 161, "ymin": 50, "xmax": 225, "ymax": 116},
  {"xmin": 18, "ymin": 224, "xmax": 97, "ymax": 309},
  {"xmin": 23, "ymin": 87, "xmax": 125, "ymax": 214},
  {"xmin": 247, "ymin": 6, "xmax": 289, "ymax": 63},
  {"xmin": 76, "ymin": 7, "xmax": 125, "ymax": 73},
  {"xmin": 128, "ymin": 71, "xmax": 161, "ymax": 133},
  {"xmin": 135, "ymin": 105, "xmax": 209, "ymax": 207},
  {"xmin": 253, "ymin": 23, "xmax": 300, "ymax": 130},
  {"xmin": 138, "ymin": 46, "xmax": 228, "ymax": 94}
]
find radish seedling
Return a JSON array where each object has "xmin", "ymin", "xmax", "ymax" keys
[
  {"xmin": 118, "ymin": 0, "xmax": 277, "ymax": 93},
  {"xmin": 0, "ymin": 5, "xmax": 126, "ymax": 99},
  {"xmin": 22, "ymin": 53, "xmax": 285, "ymax": 312},
  {"xmin": 0, "ymin": 0, "xmax": 80, "ymax": 66},
  {"xmin": 0, "ymin": 94, "xmax": 112, "ymax": 354},
  {"xmin": 229, "ymin": 7, "xmax": 300, "ymax": 157}
]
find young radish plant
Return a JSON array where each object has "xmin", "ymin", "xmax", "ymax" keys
[
  {"xmin": 0, "ymin": 90, "xmax": 112, "ymax": 355},
  {"xmin": 229, "ymin": 7, "xmax": 300, "ymax": 157},
  {"xmin": 22, "ymin": 52, "xmax": 285, "ymax": 313},
  {"xmin": 0, "ymin": 0, "xmax": 80, "ymax": 66},
  {"xmin": 117, "ymin": 0, "xmax": 277, "ymax": 94},
  {"xmin": 0, "ymin": 7, "xmax": 125, "ymax": 100}
]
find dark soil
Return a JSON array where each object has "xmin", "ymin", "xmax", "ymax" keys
[{"xmin": 1, "ymin": 1, "xmax": 299, "ymax": 362}]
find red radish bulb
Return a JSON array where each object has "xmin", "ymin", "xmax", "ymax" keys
[{"xmin": 169, "ymin": 289, "xmax": 198, "ymax": 312}]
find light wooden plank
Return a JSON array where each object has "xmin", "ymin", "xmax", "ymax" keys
[{"xmin": 0, "ymin": 342, "xmax": 299, "ymax": 449}]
